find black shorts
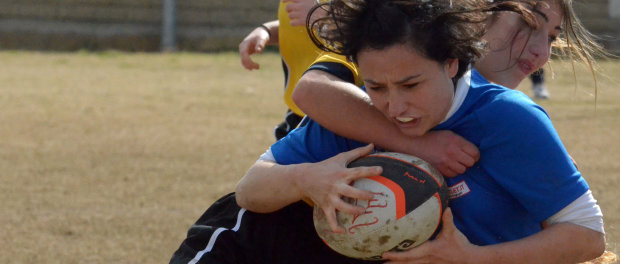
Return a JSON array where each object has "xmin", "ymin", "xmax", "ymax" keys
[
  {"xmin": 530, "ymin": 68, "xmax": 544, "ymax": 83},
  {"xmin": 274, "ymin": 110, "xmax": 303, "ymax": 140},
  {"xmin": 169, "ymin": 193, "xmax": 380, "ymax": 264}
]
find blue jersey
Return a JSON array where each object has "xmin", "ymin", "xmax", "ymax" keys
[{"xmin": 270, "ymin": 69, "xmax": 588, "ymax": 246}]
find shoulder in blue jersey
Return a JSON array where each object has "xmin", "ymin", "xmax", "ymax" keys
[{"xmin": 271, "ymin": 116, "xmax": 367, "ymax": 165}]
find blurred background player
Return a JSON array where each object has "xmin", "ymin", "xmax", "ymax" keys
[
  {"xmin": 530, "ymin": 68, "xmax": 550, "ymax": 99},
  {"xmin": 238, "ymin": 0, "xmax": 332, "ymax": 140}
]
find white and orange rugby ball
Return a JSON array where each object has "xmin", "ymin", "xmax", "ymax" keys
[{"xmin": 313, "ymin": 152, "xmax": 448, "ymax": 260}]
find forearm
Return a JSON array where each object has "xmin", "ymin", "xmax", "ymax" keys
[
  {"xmin": 261, "ymin": 20, "xmax": 280, "ymax": 45},
  {"xmin": 235, "ymin": 160, "xmax": 307, "ymax": 213},
  {"xmin": 294, "ymin": 70, "xmax": 417, "ymax": 154},
  {"xmin": 472, "ymin": 223, "xmax": 605, "ymax": 264}
]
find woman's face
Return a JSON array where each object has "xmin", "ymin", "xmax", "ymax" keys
[
  {"xmin": 476, "ymin": 0, "xmax": 563, "ymax": 88},
  {"xmin": 357, "ymin": 44, "xmax": 458, "ymax": 137}
]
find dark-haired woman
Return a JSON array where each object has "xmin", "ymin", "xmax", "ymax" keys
[{"xmin": 292, "ymin": 0, "xmax": 607, "ymax": 178}]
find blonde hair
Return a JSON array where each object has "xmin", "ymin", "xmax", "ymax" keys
[{"xmin": 550, "ymin": 0, "xmax": 613, "ymax": 103}]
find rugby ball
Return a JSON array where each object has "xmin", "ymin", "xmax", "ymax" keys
[{"xmin": 313, "ymin": 152, "xmax": 448, "ymax": 260}]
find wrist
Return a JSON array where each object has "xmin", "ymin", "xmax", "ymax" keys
[
  {"xmin": 466, "ymin": 244, "xmax": 502, "ymax": 264},
  {"xmin": 290, "ymin": 162, "xmax": 312, "ymax": 201},
  {"xmin": 257, "ymin": 24, "xmax": 272, "ymax": 39}
]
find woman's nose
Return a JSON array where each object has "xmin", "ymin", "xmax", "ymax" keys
[
  {"xmin": 528, "ymin": 32, "xmax": 551, "ymax": 65},
  {"xmin": 387, "ymin": 92, "xmax": 407, "ymax": 118}
]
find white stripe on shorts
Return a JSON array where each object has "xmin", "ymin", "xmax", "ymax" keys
[{"xmin": 188, "ymin": 208, "xmax": 247, "ymax": 264}]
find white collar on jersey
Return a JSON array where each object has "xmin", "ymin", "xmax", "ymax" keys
[{"xmin": 440, "ymin": 66, "xmax": 472, "ymax": 124}]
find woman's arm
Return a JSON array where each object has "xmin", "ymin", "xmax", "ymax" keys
[
  {"xmin": 293, "ymin": 70, "xmax": 480, "ymax": 177},
  {"xmin": 476, "ymin": 223, "xmax": 604, "ymax": 264},
  {"xmin": 382, "ymin": 208, "xmax": 605, "ymax": 264},
  {"xmin": 238, "ymin": 20, "xmax": 279, "ymax": 70},
  {"xmin": 235, "ymin": 144, "xmax": 380, "ymax": 233}
]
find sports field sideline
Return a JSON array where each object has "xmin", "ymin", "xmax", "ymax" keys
[{"xmin": 0, "ymin": 51, "xmax": 618, "ymax": 263}]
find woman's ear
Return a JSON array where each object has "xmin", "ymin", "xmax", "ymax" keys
[{"xmin": 445, "ymin": 58, "xmax": 459, "ymax": 78}]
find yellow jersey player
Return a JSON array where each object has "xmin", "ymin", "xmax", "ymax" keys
[{"xmin": 239, "ymin": 0, "xmax": 360, "ymax": 139}]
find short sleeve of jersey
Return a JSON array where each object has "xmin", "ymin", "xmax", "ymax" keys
[
  {"xmin": 270, "ymin": 117, "xmax": 366, "ymax": 165},
  {"xmin": 475, "ymin": 93, "xmax": 589, "ymax": 222},
  {"xmin": 306, "ymin": 54, "xmax": 364, "ymax": 87}
]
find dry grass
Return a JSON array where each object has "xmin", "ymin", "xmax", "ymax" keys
[
  {"xmin": 0, "ymin": 51, "xmax": 283, "ymax": 263},
  {"xmin": 0, "ymin": 51, "xmax": 618, "ymax": 263}
]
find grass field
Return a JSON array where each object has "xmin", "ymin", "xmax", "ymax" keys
[{"xmin": 0, "ymin": 51, "xmax": 618, "ymax": 263}]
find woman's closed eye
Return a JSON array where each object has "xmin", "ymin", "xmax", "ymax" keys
[
  {"xmin": 403, "ymin": 83, "xmax": 419, "ymax": 89},
  {"xmin": 366, "ymin": 85, "xmax": 384, "ymax": 92}
]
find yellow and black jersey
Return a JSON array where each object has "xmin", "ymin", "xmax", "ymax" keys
[
  {"xmin": 307, "ymin": 53, "xmax": 364, "ymax": 88},
  {"xmin": 278, "ymin": 1, "xmax": 362, "ymax": 116}
]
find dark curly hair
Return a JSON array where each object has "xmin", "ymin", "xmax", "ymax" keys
[{"xmin": 308, "ymin": 0, "xmax": 537, "ymax": 80}]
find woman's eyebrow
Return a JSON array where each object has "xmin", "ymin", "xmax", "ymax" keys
[
  {"xmin": 533, "ymin": 9, "xmax": 549, "ymax": 21},
  {"xmin": 363, "ymin": 79, "xmax": 380, "ymax": 85},
  {"xmin": 534, "ymin": 9, "xmax": 563, "ymax": 31},
  {"xmin": 363, "ymin": 74, "xmax": 421, "ymax": 85},
  {"xmin": 394, "ymin": 74, "xmax": 422, "ymax": 85}
]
